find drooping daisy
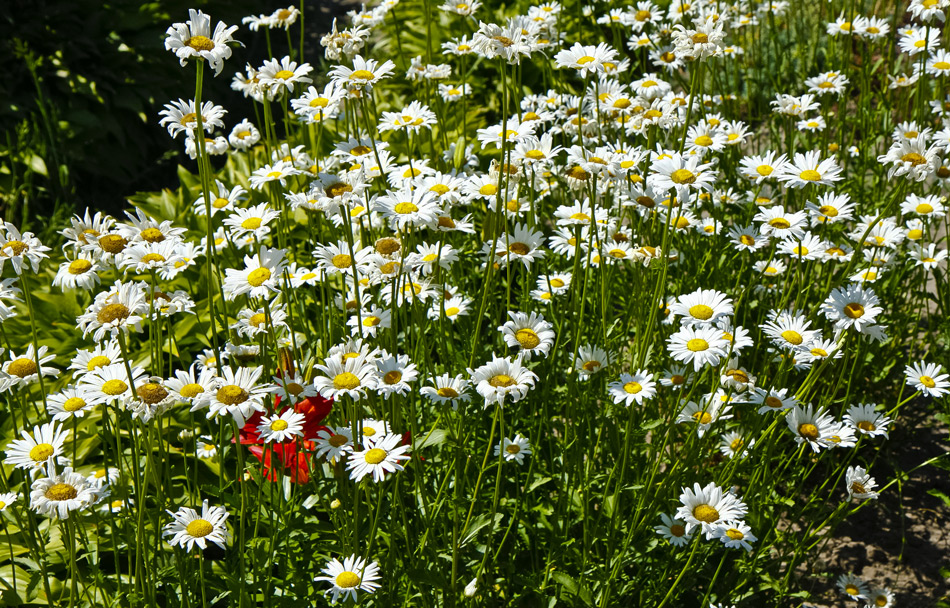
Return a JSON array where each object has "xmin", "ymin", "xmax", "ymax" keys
[
  {"xmin": 786, "ymin": 404, "xmax": 836, "ymax": 452},
  {"xmin": 845, "ymin": 466, "xmax": 879, "ymax": 501},
  {"xmin": 904, "ymin": 361, "xmax": 949, "ymax": 397},
  {"xmin": 420, "ymin": 374, "xmax": 471, "ymax": 408},
  {"xmin": 675, "ymin": 481, "xmax": 748, "ymax": 539},
  {"xmin": 712, "ymin": 520, "xmax": 757, "ymax": 551},
  {"xmin": 76, "ymin": 281, "xmax": 149, "ymax": 342},
  {"xmin": 750, "ymin": 386, "xmax": 798, "ymax": 414},
  {"xmin": 468, "ymin": 355, "xmax": 537, "ymax": 406},
  {"xmin": 5, "ymin": 421, "xmax": 70, "ymax": 476},
  {"xmin": 837, "ymin": 573, "xmax": 870, "ymax": 601},
  {"xmin": 676, "ymin": 397, "xmax": 733, "ymax": 436},
  {"xmin": 196, "ymin": 436, "xmax": 218, "ymax": 459},
  {"xmin": 844, "ymin": 403, "xmax": 892, "ymax": 438},
  {"xmin": 494, "ymin": 434, "xmax": 532, "ymax": 464},
  {"xmin": 30, "ymin": 468, "xmax": 99, "ymax": 519},
  {"xmin": 163, "ymin": 500, "xmax": 230, "ymax": 551},
  {"xmin": 654, "ymin": 512, "xmax": 693, "ymax": 547},
  {"xmin": 607, "ymin": 370, "xmax": 657, "ymax": 406},
  {"xmin": 314, "ymin": 554, "xmax": 382, "ymax": 604},
  {"xmin": 574, "ymin": 344, "xmax": 612, "ymax": 379},
  {"xmin": 314, "ymin": 426, "xmax": 354, "ymax": 462},
  {"xmin": 347, "ymin": 432, "xmax": 410, "ymax": 482},
  {"xmin": 719, "ymin": 431, "xmax": 753, "ymax": 459}
]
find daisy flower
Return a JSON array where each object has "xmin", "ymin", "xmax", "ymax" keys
[
  {"xmin": 196, "ymin": 436, "xmax": 218, "ymax": 459},
  {"xmin": 675, "ymin": 481, "xmax": 748, "ymax": 539},
  {"xmin": 574, "ymin": 344, "xmax": 612, "ymax": 379},
  {"xmin": 30, "ymin": 468, "xmax": 99, "ymax": 519},
  {"xmin": 494, "ymin": 434, "xmax": 532, "ymax": 464},
  {"xmin": 222, "ymin": 247, "xmax": 287, "ymax": 301},
  {"xmin": 258, "ymin": 55, "xmax": 313, "ymax": 97},
  {"xmin": 843, "ymin": 403, "xmax": 891, "ymax": 438},
  {"xmin": 164, "ymin": 9, "xmax": 238, "ymax": 75},
  {"xmin": 420, "ymin": 374, "xmax": 471, "ymax": 408},
  {"xmin": 77, "ymin": 281, "xmax": 149, "ymax": 342},
  {"xmin": 655, "ymin": 512, "xmax": 693, "ymax": 546},
  {"xmin": 667, "ymin": 325, "xmax": 730, "ymax": 371},
  {"xmin": 52, "ymin": 253, "xmax": 102, "ymax": 291},
  {"xmin": 0, "ymin": 492, "xmax": 18, "ymax": 511},
  {"xmin": 2, "ymin": 344, "xmax": 57, "ymax": 388},
  {"xmin": 786, "ymin": 404, "xmax": 836, "ymax": 452},
  {"xmin": 375, "ymin": 354, "xmax": 418, "ymax": 398},
  {"xmin": 904, "ymin": 361, "xmax": 949, "ymax": 397},
  {"xmin": 499, "ymin": 311, "xmax": 555, "ymax": 360},
  {"xmin": 314, "ymin": 354, "xmax": 379, "ymax": 401},
  {"xmin": 258, "ymin": 409, "xmax": 306, "ymax": 443},
  {"xmin": 719, "ymin": 431, "xmax": 753, "ymax": 459},
  {"xmin": 846, "ymin": 466, "xmax": 879, "ymax": 501},
  {"xmin": 166, "ymin": 364, "xmax": 216, "ymax": 404},
  {"xmin": 314, "ymin": 426, "xmax": 354, "ymax": 462},
  {"xmin": 5, "ymin": 421, "xmax": 70, "ymax": 476},
  {"xmin": 79, "ymin": 363, "xmax": 147, "ymax": 405},
  {"xmin": 837, "ymin": 573, "xmax": 870, "ymax": 600},
  {"xmin": 158, "ymin": 98, "xmax": 227, "ymax": 139},
  {"xmin": 374, "ymin": 188, "xmax": 441, "ymax": 230},
  {"xmin": 204, "ymin": 366, "xmax": 272, "ymax": 427},
  {"xmin": 820, "ymin": 284, "xmax": 883, "ymax": 333},
  {"xmin": 866, "ymin": 587, "xmax": 895, "ymax": 608},
  {"xmin": 163, "ymin": 500, "xmax": 230, "ymax": 551},
  {"xmin": 468, "ymin": 355, "xmax": 537, "ymax": 406},
  {"xmin": 712, "ymin": 521, "xmax": 757, "ymax": 551},
  {"xmin": 347, "ymin": 432, "xmax": 410, "ymax": 482},
  {"xmin": 676, "ymin": 397, "xmax": 733, "ymax": 436},
  {"xmin": 670, "ymin": 288, "xmax": 734, "ymax": 326},
  {"xmin": 314, "ymin": 555, "xmax": 382, "ymax": 604},
  {"xmin": 607, "ymin": 370, "xmax": 657, "ymax": 406},
  {"xmin": 778, "ymin": 150, "xmax": 843, "ymax": 188},
  {"xmin": 328, "ymin": 55, "xmax": 396, "ymax": 90},
  {"xmin": 648, "ymin": 152, "xmax": 717, "ymax": 197},
  {"xmin": 47, "ymin": 386, "xmax": 95, "ymax": 421}
]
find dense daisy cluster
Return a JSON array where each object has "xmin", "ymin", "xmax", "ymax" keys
[{"xmin": 0, "ymin": 0, "xmax": 948, "ymax": 605}]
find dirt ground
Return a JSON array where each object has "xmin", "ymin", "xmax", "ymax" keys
[{"xmin": 797, "ymin": 404, "xmax": 950, "ymax": 607}]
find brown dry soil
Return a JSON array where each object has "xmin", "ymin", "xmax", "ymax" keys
[{"xmin": 795, "ymin": 404, "xmax": 950, "ymax": 607}]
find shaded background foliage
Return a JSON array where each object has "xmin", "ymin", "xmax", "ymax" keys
[{"xmin": 0, "ymin": 0, "xmax": 346, "ymax": 237}]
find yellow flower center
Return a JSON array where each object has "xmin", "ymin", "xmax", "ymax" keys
[
  {"xmin": 689, "ymin": 304, "xmax": 714, "ymax": 320},
  {"xmin": 68, "ymin": 259, "xmax": 93, "ymax": 275},
  {"xmin": 489, "ymin": 374, "xmax": 516, "ymax": 387},
  {"xmin": 364, "ymin": 448, "xmax": 387, "ymax": 464},
  {"xmin": 623, "ymin": 382, "xmax": 642, "ymax": 394},
  {"xmin": 185, "ymin": 519, "xmax": 214, "ymax": 537},
  {"xmin": 799, "ymin": 169, "xmax": 821, "ymax": 181},
  {"xmin": 692, "ymin": 32, "xmax": 709, "ymax": 44},
  {"xmin": 576, "ymin": 55, "xmax": 596, "ymax": 65},
  {"xmin": 509, "ymin": 242, "xmax": 530, "ymax": 256},
  {"xmin": 920, "ymin": 375, "xmax": 936, "ymax": 388},
  {"xmin": 857, "ymin": 420, "xmax": 876, "ymax": 432},
  {"xmin": 99, "ymin": 234, "xmax": 128, "ymax": 254},
  {"xmin": 780, "ymin": 330, "xmax": 803, "ymax": 345},
  {"xmin": 670, "ymin": 524, "xmax": 686, "ymax": 536},
  {"xmin": 394, "ymin": 202, "xmax": 419, "ymax": 214},
  {"xmin": 140, "ymin": 228, "xmax": 164, "ymax": 243},
  {"xmin": 686, "ymin": 338, "xmax": 708, "ymax": 352},
  {"xmin": 695, "ymin": 135, "xmax": 713, "ymax": 147},
  {"xmin": 30, "ymin": 443, "xmax": 55, "ymax": 462},
  {"xmin": 138, "ymin": 382, "xmax": 169, "ymax": 405},
  {"xmin": 336, "ymin": 571, "xmax": 362, "ymax": 588},
  {"xmin": 180, "ymin": 383, "xmax": 205, "ymax": 399},
  {"xmin": 692, "ymin": 504, "xmax": 719, "ymax": 523},
  {"xmin": 270, "ymin": 419, "xmax": 289, "ymax": 431},
  {"xmin": 333, "ymin": 372, "xmax": 360, "ymax": 390},
  {"xmin": 216, "ymin": 385, "xmax": 249, "ymax": 405},
  {"xmin": 670, "ymin": 168, "xmax": 696, "ymax": 184},
  {"xmin": 383, "ymin": 370, "xmax": 403, "ymax": 385},
  {"xmin": 437, "ymin": 387, "xmax": 459, "ymax": 399},
  {"xmin": 692, "ymin": 411, "xmax": 713, "ymax": 424},
  {"xmin": 247, "ymin": 267, "xmax": 272, "ymax": 287},
  {"xmin": 845, "ymin": 584, "xmax": 860, "ymax": 595},
  {"xmin": 768, "ymin": 218, "xmax": 791, "ymax": 230},
  {"xmin": 274, "ymin": 69, "xmax": 295, "ymax": 80},
  {"xmin": 101, "ymin": 379, "xmax": 129, "ymax": 396},
  {"xmin": 843, "ymin": 303, "xmax": 865, "ymax": 318},
  {"xmin": 8, "ymin": 358, "xmax": 37, "ymax": 378},
  {"xmin": 515, "ymin": 328, "xmax": 541, "ymax": 349},
  {"xmin": 62, "ymin": 396, "xmax": 87, "ymax": 412},
  {"xmin": 798, "ymin": 423, "xmax": 819, "ymax": 440},
  {"xmin": 901, "ymin": 152, "xmax": 926, "ymax": 165},
  {"xmin": 45, "ymin": 483, "xmax": 78, "ymax": 501},
  {"xmin": 185, "ymin": 36, "xmax": 215, "ymax": 52},
  {"xmin": 98, "ymin": 303, "xmax": 131, "ymax": 325},
  {"xmin": 350, "ymin": 69, "xmax": 375, "ymax": 80},
  {"xmin": 725, "ymin": 528, "xmax": 744, "ymax": 540}
]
